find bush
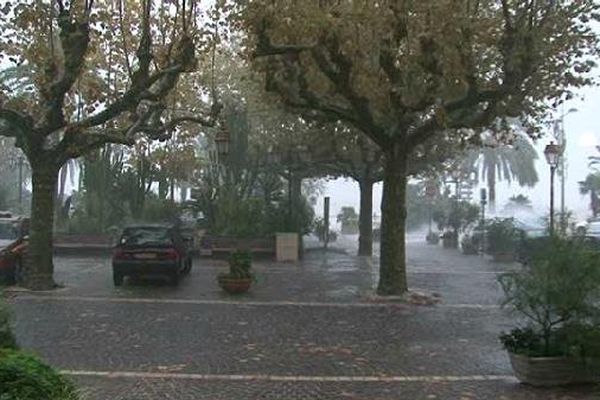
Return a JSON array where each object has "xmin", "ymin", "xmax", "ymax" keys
[
  {"xmin": 0, "ymin": 301, "xmax": 17, "ymax": 350},
  {"xmin": 487, "ymin": 218, "xmax": 520, "ymax": 254},
  {"xmin": 0, "ymin": 349, "xmax": 79, "ymax": 400},
  {"xmin": 499, "ymin": 237, "xmax": 600, "ymax": 357},
  {"xmin": 218, "ymin": 250, "xmax": 254, "ymax": 280}
]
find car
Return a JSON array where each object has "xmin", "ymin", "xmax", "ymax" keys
[
  {"xmin": 0, "ymin": 215, "xmax": 29, "ymax": 284},
  {"xmin": 586, "ymin": 221, "xmax": 600, "ymax": 238},
  {"xmin": 112, "ymin": 224, "xmax": 193, "ymax": 286}
]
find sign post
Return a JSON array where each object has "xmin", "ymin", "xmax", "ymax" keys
[{"xmin": 324, "ymin": 197, "xmax": 330, "ymax": 249}]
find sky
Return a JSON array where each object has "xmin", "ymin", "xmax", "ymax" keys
[{"xmin": 317, "ymin": 84, "xmax": 600, "ymax": 227}]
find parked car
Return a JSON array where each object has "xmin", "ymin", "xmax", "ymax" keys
[
  {"xmin": 586, "ymin": 221, "xmax": 600, "ymax": 238},
  {"xmin": 112, "ymin": 224, "xmax": 192, "ymax": 286},
  {"xmin": 0, "ymin": 214, "xmax": 29, "ymax": 284}
]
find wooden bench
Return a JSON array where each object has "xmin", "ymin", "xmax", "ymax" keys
[{"xmin": 199, "ymin": 236, "xmax": 275, "ymax": 258}]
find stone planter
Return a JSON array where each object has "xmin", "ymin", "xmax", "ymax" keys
[
  {"xmin": 217, "ymin": 277, "xmax": 252, "ymax": 295},
  {"xmin": 442, "ymin": 236, "xmax": 458, "ymax": 249},
  {"xmin": 426, "ymin": 234, "xmax": 439, "ymax": 245},
  {"xmin": 492, "ymin": 252, "xmax": 515, "ymax": 263},
  {"xmin": 509, "ymin": 352, "xmax": 599, "ymax": 387}
]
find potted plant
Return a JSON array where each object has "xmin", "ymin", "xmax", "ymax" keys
[
  {"xmin": 487, "ymin": 218, "xmax": 520, "ymax": 262},
  {"xmin": 460, "ymin": 234, "xmax": 479, "ymax": 255},
  {"xmin": 217, "ymin": 250, "xmax": 255, "ymax": 294},
  {"xmin": 498, "ymin": 238, "xmax": 600, "ymax": 386},
  {"xmin": 434, "ymin": 200, "xmax": 479, "ymax": 249},
  {"xmin": 441, "ymin": 230, "xmax": 458, "ymax": 248},
  {"xmin": 426, "ymin": 231, "xmax": 440, "ymax": 245}
]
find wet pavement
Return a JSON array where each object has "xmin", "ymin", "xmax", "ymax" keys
[{"xmin": 3, "ymin": 235, "xmax": 599, "ymax": 399}]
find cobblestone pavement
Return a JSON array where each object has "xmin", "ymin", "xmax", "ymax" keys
[{"xmin": 4, "ymin": 236, "xmax": 599, "ymax": 399}]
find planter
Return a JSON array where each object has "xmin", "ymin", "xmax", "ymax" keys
[
  {"xmin": 492, "ymin": 252, "xmax": 515, "ymax": 263},
  {"xmin": 218, "ymin": 277, "xmax": 252, "ymax": 294},
  {"xmin": 442, "ymin": 237, "xmax": 458, "ymax": 249},
  {"xmin": 426, "ymin": 234, "xmax": 439, "ymax": 245},
  {"xmin": 462, "ymin": 244, "xmax": 478, "ymax": 255},
  {"xmin": 508, "ymin": 352, "xmax": 599, "ymax": 387}
]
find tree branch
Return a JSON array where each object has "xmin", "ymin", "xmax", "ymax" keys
[
  {"xmin": 0, "ymin": 109, "xmax": 33, "ymax": 137},
  {"xmin": 39, "ymin": 6, "xmax": 91, "ymax": 131},
  {"xmin": 253, "ymin": 20, "xmax": 315, "ymax": 57}
]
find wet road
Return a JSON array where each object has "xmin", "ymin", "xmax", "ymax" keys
[{"xmin": 4, "ymin": 236, "xmax": 597, "ymax": 399}]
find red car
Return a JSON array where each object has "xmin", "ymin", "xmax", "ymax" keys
[{"xmin": 0, "ymin": 214, "xmax": 29, "ymax": 284}]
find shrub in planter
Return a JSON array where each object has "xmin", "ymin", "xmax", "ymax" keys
[
  {"xmin": 441, "ymin": 230, "xmax": 458, "ymax": 248},
  {"xmin": 460, "ymin": 234, "xmax": 479, "ymax": 255},
  {"xmin": 426, "ymin": 231, "xmax": 439, "ymax": 245},
  {"xmin": 217, "ymin": 250, "xmax": 255, "ymax": 294},
  {"xmin": 0, "ymin": 349, "xmax": 79, "ymax": 400},
  {"xmin": 487, "ymin": 218, "xmax": 520, "ymax": 261},
  {"xmin": 498, "ymin": 237, "xmax": 600, "ymax": 386}
]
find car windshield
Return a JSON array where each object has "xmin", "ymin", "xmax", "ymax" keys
[
  {"xmin": 0, "ymin": 222, "xmax": 18, "ymax": 240},
  {"xmin": 120, "ymin": 227, "xmax": 173, "ymax": 247}
]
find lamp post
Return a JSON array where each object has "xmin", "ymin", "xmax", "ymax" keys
[
  {"xmin": 544, "ymin": 141, "xmax": 561, "ymax": 236},
  {"xmin": 214, "ymin": 121, "xmax": 230, "ymax": 160},
  {"xmin": 553, "ymin": 108, "xmax": 576, "ymax": 234},
  {"xmin": 480, "ymin": 188, "xmax": 487, "ymax": 255}
]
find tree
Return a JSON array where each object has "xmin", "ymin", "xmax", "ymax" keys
[
  {"xmin": 242, "ymin": 1, "xmax": 599, "ymax": 294},
  {"xmin": 0, "ymin": 1, "xmax": 222, "ymax": 289},
  {"xmin": 505, "ymin": 194, "xmax": 533, "ymax": 212},
  {"xmin": 301, "ymin": 121, "xmax": 462, "ymax": 257},
  {"xmin": 337, "ymin": 206, "xmax": 359, "ymax": 234},
  {"xmin": 579, "ymin": 174, "xmax": 600, "ymax": 218},
  {"xmin": 461, "ymin": 134, "xmax": 538, "ymax": 212}
]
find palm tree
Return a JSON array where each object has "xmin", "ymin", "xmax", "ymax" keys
[
  {"xmin": 579, "ymin": 172, "xmax": 600, "ymax": 217},
  {"xmin": 462, "ymin": 134, "xmax": 539, "ymax": 212}
]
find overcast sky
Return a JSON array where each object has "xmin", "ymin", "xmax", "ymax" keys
[{"xmin": 318, "ymin": 84, "xmax": 600, "ymax": 226}]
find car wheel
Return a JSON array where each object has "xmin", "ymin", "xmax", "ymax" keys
[{"xmin": 113, "ymin": 271, "xmax": 124, "ymax": 286}]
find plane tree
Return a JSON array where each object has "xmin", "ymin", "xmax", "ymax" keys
[
  {"xmin": 242, "ymin": 0, "xmax": 599, "ymax": 295},
  {"xmin": 0, "ymin": 0, "xmax": 222, "ymax": 289}
]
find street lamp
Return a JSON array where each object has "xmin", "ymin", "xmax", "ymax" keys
[{"xmin": 544, "ymin": 141, "xmax": 561, "ymax": 236}]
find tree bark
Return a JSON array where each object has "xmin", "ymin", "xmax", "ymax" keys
[
  {"xmin": 377, "ymin": 143, "xmax": 408, "ymax": 295},
  {"xmin": 358, "ymin": 179, "xmax": 373, "ymax": 257},
  {"xmin": 24, "ymin": 165, "xmax": 60, "ymax": 290}
]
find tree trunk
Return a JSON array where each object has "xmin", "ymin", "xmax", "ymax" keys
[
  {"xmin": 488, "ymin": 167, "xmax": 496, "ymax": 213},
  {"xmin": 377, "ymin": 143, "xmax": 409, "ymax": 295},
  {"xmin": 358, "ymin": 179, "xmax": 373, "ymax": 257},
  {"xmin": 290, "ymin": 175, "xmax": 304, "ymax": 259},
  {"xmin": 170, "ymin": 178, "xmax": 176, "ymax": 202},
  {"xmin": 24, "ymin": 164, "xmax": 59, "ymax": 290}
]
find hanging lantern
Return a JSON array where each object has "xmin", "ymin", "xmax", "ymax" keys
[{"xmin": 215, "ymin": 122, "xmax": 230, "ymax": 158}]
